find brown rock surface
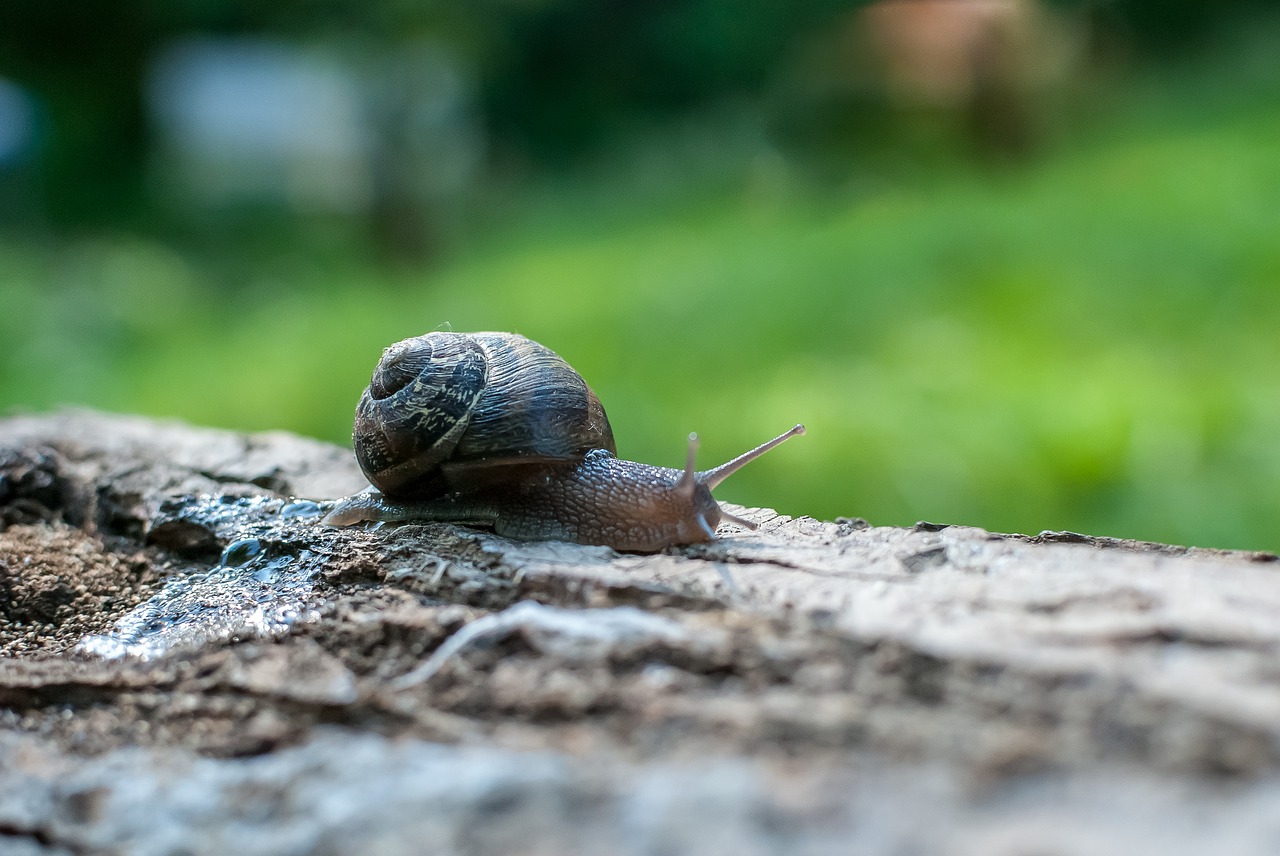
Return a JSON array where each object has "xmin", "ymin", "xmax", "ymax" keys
[{"xmin": 1, "ymin": 409, "xmax": 1278, "ymax": 854}]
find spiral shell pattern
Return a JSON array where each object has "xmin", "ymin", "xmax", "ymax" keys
[{"xmin": 353, "ymin": 332, "xmax": 616, "ymax": 499}]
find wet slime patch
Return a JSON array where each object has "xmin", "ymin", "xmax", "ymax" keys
[{"xmin": 77, "ymin": 495, "xmax": 333, "ymax": 661}]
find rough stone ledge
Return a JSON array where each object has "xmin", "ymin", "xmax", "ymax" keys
[{"xmin": 1, "ymin": 410, "xmax": 1278, "ymax": 855}]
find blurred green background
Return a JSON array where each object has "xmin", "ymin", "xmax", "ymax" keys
[{"xmin": 1, "ymin": 1, "xmax": 1278, "ymax": 550}]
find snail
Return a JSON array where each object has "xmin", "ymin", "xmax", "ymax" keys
[{"xmin": 323, "ymin": 331, "xmax": 804, "ymax": 552}]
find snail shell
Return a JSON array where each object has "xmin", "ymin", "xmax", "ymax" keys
[{"xmin": 352, "ymin": 332, "xmax": 616, "ymax": 500}]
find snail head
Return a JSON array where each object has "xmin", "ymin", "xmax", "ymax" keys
[{"xmin": 674, "ymin": 424, "xmax": 807, "ymax": 540}]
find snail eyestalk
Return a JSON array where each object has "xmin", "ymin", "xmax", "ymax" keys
[
  {"xmin": 699, "ymin": 424, "xmax": 806, "ymax": 490},
  {"xmin": 676, "ymin": 432, "xmax": 699, "ymax": 497}
]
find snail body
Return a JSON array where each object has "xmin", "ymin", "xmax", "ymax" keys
[{"xmin": 325, "ymin": 331, "xmax": 804, "ymax": 552}]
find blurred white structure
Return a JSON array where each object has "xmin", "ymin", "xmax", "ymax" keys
[
  {"xmin": 149, "ymin": 39, "xmax": 373, "ymax": 212},
  {"xmin": 146, "ymin": 37, "xmax": 483, "ymax": 251}
]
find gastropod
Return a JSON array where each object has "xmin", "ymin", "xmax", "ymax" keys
[{"xmin": 324, "ymin": 331, "xmax": 804, "ymax": 552}]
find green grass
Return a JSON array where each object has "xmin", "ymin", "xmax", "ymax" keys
[{"xmin": 3, "ymin": 47, "xmax": 1279, "ymax": 551}]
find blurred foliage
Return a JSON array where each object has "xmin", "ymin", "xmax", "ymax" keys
[
  {"xmin": 0, "ymin": 0, "xmax": 857, "ymax": 224},
  {"xmin": 1, "ymin": 2, "xmax": 1278, "ymax": 550},
  {"xmin": 0, "ymin": 0, "xmax": 1272, "ymax": 224}
]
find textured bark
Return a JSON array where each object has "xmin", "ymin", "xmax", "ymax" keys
[{"xmin": 1, "ymin": 410, "xmax": 1278, "ymax": 855}]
